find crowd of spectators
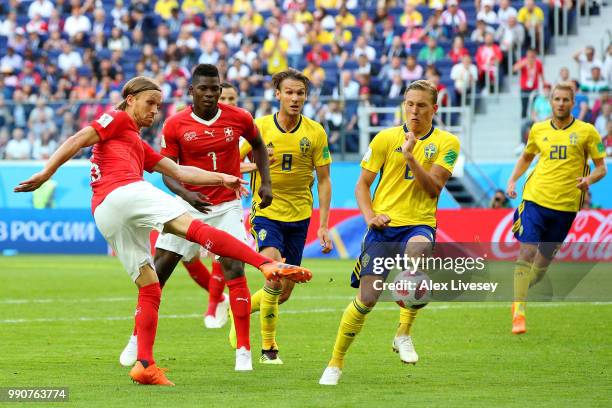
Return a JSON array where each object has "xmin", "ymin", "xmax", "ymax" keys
[
  {"xmin": 517, "ymin": 43, "xmax": 611, "ymax": 155},
  {"xmin": 0, "ymin": 0, "xmax": 609, "ymax": 160}
]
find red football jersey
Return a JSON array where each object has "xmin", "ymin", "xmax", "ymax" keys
[
  {"xmin": 160, "ymin": 103, "xmax": 257, "ymax": 205},
  {"xmin": 90, "ymin": 110, "xmax": 164, "ymax": 212}
]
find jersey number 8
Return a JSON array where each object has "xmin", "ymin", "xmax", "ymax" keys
[{"xmin": 282, "ymin": 154, "xmax": 293, "ymax": 171}]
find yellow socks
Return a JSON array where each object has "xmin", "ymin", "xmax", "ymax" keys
[
  {"xmin": 530, "ymin": 265, "xmax": 548, "ymax": 287},
  {"xmin": 251, "ymin": 288, "xmax": 263, "ymax": 314},
  {"xmin": 396, "ymin": 307, "xmax": 418, "ymax": 337},
  {"xmin": 329, "ymin": 298, "xmax": 371, "ymax": 369},
  {"xmin": 260, "ymin": 286, "xmax": 281, "ymax": 350},
  {"xmin": 514, "ymin": 260, "xmax": 531, "ymax": 303}
]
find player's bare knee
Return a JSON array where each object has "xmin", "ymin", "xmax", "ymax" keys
[
  {"xmin": 358, "ymin": 277, "xmax": 383, "ymax": 307},
  {"xmin": 162, "ymin": 213, "xmax": 192, "ymax": 238},
  {"xmin": 135, "ymin": 264, "xmax": 159, "ymax": 288},
  {"xmin": 154, "ymin": 248, "xmax": 181, "ymax": 285},
  {"xmin": 405, "ymin": 237, "xmax": 433, "ymax": 258},
  {"xmin": 518, "ymin": 244, "xmax": 537, "ymax": 263},
  {"xmin": 219, "ymin": 257, "xmax": 244, "ymax": 281},
  {"xmin": 260, "ymin": 246, "xmax": 282, "ymax": 261}
]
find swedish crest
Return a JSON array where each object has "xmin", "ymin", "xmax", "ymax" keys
[
  {"xmin": 569, "ymin": 133, "xmax": 578, "ymax": 145},
  {"xmin": 424, "ymin": 143, "xmax": 437, "ymax": 160},
  {"xmin": 299, "ymin": 137, "xmax": 311, "ymax": 155}
]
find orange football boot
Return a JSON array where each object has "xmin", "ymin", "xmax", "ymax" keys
[
  {"xmin": 129, "ymin": 361, "xmax": 175, "ymax": 386},
  {"xmin": 511, "ymin": 302, "xmax": 527, "ymax": 335},
  {"xmin": 259, "ymin": 261, "xmax": 312, "ymax": 283}
]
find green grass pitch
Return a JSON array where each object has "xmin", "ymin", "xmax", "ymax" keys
[{"xmin": 1, "ymin": 256, "xmax": 611, "ymax": 407}]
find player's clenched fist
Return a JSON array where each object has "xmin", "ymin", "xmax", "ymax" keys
[
  {"xmin": 367, "ymin": 214, "xmax": 391, "ymax": 230},
  {"xmin": 258, "ymin": 183, "xmax": 273, "ymax": 209},
  {"xmin": 506, "ymin": 180, "xmax": 517, "ymax": 199},
  {"xmin": 402, "ymin": 131, "xmax": 417, "ymax": 160}
]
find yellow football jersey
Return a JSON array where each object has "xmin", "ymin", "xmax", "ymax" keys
[
  {"xmin": 241, "ymin": 113, "xmax": 332, "ymax": 222},
  {"xmin": 523, "ymin": 118, "xmax": 605, "ymax": 212},
  {"xmin": 362, "ymin": 124, "xmax": 460, "ymax": 228}
]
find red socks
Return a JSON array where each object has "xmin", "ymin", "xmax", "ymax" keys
[
  {"xmin": 206, "ymin": 261, "xmax": 226, "ymax": 317},
  {"xmin": 133, "ymin": 282, "xmax": 164, "ymax": 337},
  {"xmin": 135, "ymin": 282, "xmax": 161, "ymax": 365},
  {"xmin": 184, "ymin": 258, "xmax": 211, "ymax": 291},
  {"xmin": 227, "ymin": 276, "xmax": 251, "ymax": 350},
  {"xmin": 185, "ymin": 220, "xmax": 271, "ymax": 268}
]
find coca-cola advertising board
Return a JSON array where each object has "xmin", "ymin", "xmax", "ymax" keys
[{"xmin": 302, "ymin": 209, "xmax": 612, "ymax": 262}]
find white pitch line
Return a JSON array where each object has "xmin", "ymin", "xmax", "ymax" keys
[
  {"xmin": 0, "ymin": 297, "xmax": 134, "ymax": 305},
  {"xmin": 1, "ymin": 302, "xmax": 610, "ymax": 324},
  {"xmin": 0, "ymin": 295, "xmax": 355, "ymax": 305}
]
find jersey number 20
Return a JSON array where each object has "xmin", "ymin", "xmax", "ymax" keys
[{"xmin": 550, "ymin": 145, "xmax": 567, "ymax": 160}]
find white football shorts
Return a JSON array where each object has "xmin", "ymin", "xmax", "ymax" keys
[
  {"xmin": 93, "ymin": 181, "xmax": 186, "ymax": 282},
  {"xmin": 155, "ymin": 196, "xmax": 248, "ymax": 261}
]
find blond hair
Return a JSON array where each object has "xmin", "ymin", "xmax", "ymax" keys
[
  {"xmin": 404, "ymin": 79, "xmax": 438, "ymax": 105},
  {"xmin": 551, "ymin": 81, "xmax": 575, "ymax": 101},
  {"xmin": 115, "ymin": 76, "xmax": 162, "ymax": 111}
]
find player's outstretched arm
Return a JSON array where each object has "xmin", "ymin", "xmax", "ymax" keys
[
  {"xmin": 154, "ymin": 158, "xmax": 248, "ymax": 196},
  {"xmin": 577, "ymin": 157, "xmax": 607, "ymax": 191},
  {"xmin": 316, "ymin": 164, "xmax": 333, "ymax": 253},
  {"xmin": 506, "ymin": 152, "xmax": 536, "ymax": 199},
  {"xmin": 356, "ymin": 168, "xmax": 391, "ymax": 229},
  {"xmin": 14, "ymin": 126, "xmax": 100, "ymax": 192},
  {"xmin": 249, "ymin": 131, "xmax": 273, "ymax": 208}
]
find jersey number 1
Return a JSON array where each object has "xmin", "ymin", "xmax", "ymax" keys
[{"xmin": 208, "ymin": 152, "xmax": 217, "ymax": 170}]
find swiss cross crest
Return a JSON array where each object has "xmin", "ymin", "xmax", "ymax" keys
[
  {"xmin": 224, "ymin": 127, "xmax": 234, "ymax": 142},
  {"xmin": 183, "ymin": 131, "xmax": 197, "ymax": 141}
]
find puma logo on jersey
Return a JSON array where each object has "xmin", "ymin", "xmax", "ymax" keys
[
  {"xmin": 394, "ymin": 146, "xmax": 403, "ymax": 152},
  {"xmin": 204, "ymin": 130, "xmax": 215, "ymax": 137},
  {"xmin": 264, "ymin": 313, "xmax": 275, "ymax": 318},
  {"xmin": 183, "ymin": 131, "xmax": 197, "ymax": 141},
  {"xmin": 236, "ymin": 297, "xmax": 250, "ymax": 303},
  {"xmin": 212, "ymin": 275, "xmax": 223, "ymax": 282}
]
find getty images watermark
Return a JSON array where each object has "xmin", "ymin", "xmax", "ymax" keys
[
  {"xmin": 362, "ymin": 242, "xmax": 610, "ymax": 302},
  {"xmin": 371, "ymin": 253, "xmax": 499, "ymax": 294}
]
